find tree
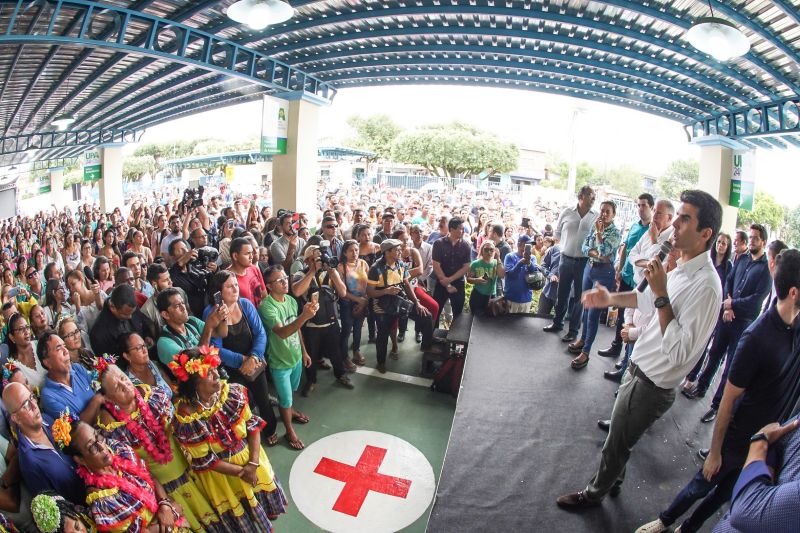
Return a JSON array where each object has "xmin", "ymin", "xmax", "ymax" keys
[
  {"xmin": 122, "ymin": 155, "xmax": 157, "ymax": 181},
  {"xmin": 346, "ymin": 114, "xmax": 403, "ymax": 172},
  {"xmin": 133, "ymin": 140, "xmax": 199, "ymax": 160},
  {"xmin": 736, "ymin": 190, "xmax": 785, "ymax": 234},
  {"xmin": 192, "ymin": 136, "xmax": 259, "ymax": 156},
  {"xmin": 600, "ymin": 166, "xmax": 643, "ymax": 199},
  {"xmin": 391, "ymin": 122, "xmax": 518, "ymax": 182},
  {"xmin": 784, "ymin": 206, "xmax": 800, "ymax": 248},
  {"xmin": 659, "ymin": 159, "xmax": 699, "ymax": 200},
  {"xmin": 544, "ymin": 158, "xmax": 599, "ymax": 191}
]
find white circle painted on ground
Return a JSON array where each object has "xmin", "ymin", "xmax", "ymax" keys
[{"xmin": 289, "ymin": 430, "xmax": 436, "ymax": 533}]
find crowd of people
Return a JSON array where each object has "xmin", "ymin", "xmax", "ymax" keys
[
  {"xmin": 0, "ymin": 175, "xmax": 796, "ymax": 532},
  {"xmin": 0, "ymin": 179, "xmax": 566, "ymax": 532},
  {"xmin": 549, "ymin": 187, "xmax": 800, "ymax": 533}
]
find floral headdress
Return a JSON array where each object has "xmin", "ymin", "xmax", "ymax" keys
[
  {"xmin": 31, "ymin": 493, "xmax": 62, "ymax": 533},
  {"xmin": 168, "ymin": 345, "xmax": 221, "ymax": 382},
  {"xmin": 2, "ymin": 360, "xmax": 20, "ymax": 388},
  {"xmin": 51, "ymin": 409, "xmax": 76, "ymax": 449},
  {"xmin": 90, "ymin": 353, "xmax": 116, "ymax": 391}
]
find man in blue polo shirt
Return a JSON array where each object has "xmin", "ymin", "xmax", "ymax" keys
[
  {"xmin": 38, "ymin": 332, "xmax": 103, "ymax": 423},
  {"xmin": 2, "ymin": 382, "xmax": 84, "ymax": 501}
]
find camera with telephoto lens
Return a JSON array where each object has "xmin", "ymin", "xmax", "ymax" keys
[
  {"xmin": 188, "ymin": 246, "xmax": 218, "ymax": 276},
  {"xmin": 180, "ymin": 185, "xmax": 205, "ymax": 211},
  {"xmin": 318, "ymin": 240, "xmax": 339, "ymax": 268}
]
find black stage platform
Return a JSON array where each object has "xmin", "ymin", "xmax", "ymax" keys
[{"xmin": 427, "ymin": 315, "xmax": 723, "ymax": 533}]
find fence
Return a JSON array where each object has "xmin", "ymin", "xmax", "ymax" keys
[{"xmin": 361, "ymin": 173, "xmax": 512, "ymax": 193}]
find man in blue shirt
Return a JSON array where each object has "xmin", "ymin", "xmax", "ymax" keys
[
  {"xmin": 690, "ymin": 224, "xmax": 773, "ymax": 423},
  {"xmin": 2, "ymin": 382, "xmax": 84, "ymax": 502},
  {"xmin": 598, "ymin": 194, "xmax": 653, "ymax": 358},
  {"xmin": 503, "ymin": 235, "xmax": 540, "ymax": 313},
  {"xmin": 37, "ymin": 332, "xmax": 104, "ymax": 423}
]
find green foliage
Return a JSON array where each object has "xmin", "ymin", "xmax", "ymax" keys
[
  {"xmin": 543, "ymin": 159, "xmax": 600, "ymax": 191},
  {"xmin": 133, "ymin": 140, "xmax": 199, "ymax": 160},
  {"xmin": 122, "ymin": 155, "xmax": 157, "ymax": 181},
  {"xmin": 783, "ymin": 206, "xmax": 800, "ymax": 248},
  {"xmin": 346, "ymin": 114, "xmax": 403, "ymax": 167},
  {"xmin": 391, "ymin": 122, "xmax": 518, "ymax": 180},
  {"xmin": 192, "ymin": 136, "xmax": 259, "ymax": 156},
  {"xmin": 737, "ymin": 191, "xmax": 785, "ymax": 233},
  {"xmin": 658, "ymin": 159, "xmax": 699, "ymax": 200},
  {"xmin": 599, "ymin": 165, "xmax": 643, "ymax": 199}
]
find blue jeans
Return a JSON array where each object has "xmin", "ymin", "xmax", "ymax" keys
[
  {"xmin": 579, "ymin": 262, "xmax": 615, "ymax": 353},
  {"xmin": 659, "ymin": 453, "xmax": 742, "ymax": 532},
  {"xmin": 696, "ymin": 317, "xmax": 752, "ymax": 409},
  {"xmin": 339, "ymin": 299, "xmax": 365, "ymax": 358},
  {"xmin": 552, "ymin": 255, "xmax": 587, "ymax": 334},
  {"xmin": 620, "ymin": 341, "xmax": 634, "ymax": 373}
]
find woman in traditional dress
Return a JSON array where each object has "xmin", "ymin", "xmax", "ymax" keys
[
  {"xmin": 171, "ymin": 347, "xmax": 287, "ymax": 532},
  {"xmin": 94, "ymin": 360, "xmax": 221, "ymax": 532}
]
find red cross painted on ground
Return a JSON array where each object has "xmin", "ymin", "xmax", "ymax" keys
[{"xmin": 313, "ymin": 444, "xmax": 413, "ymax": 517}]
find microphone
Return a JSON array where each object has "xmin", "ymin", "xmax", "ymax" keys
[{"xmin": 637, "ymin": 241, "xmax": 673, "ymax": 292}]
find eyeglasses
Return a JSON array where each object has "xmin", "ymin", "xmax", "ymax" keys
[
  {"xmin": 86, "ymin": 432, "xmax": 107, "ymax": 455},
  {"xmin": 12, "ymin": 394, "xmax": 36, "ymax": 415},
  {"xmin": 269, "ymin": 277, "xmax": 289, "ymax": 285},
  {"xmin": 26, "ymin": 271, "xmax": 37, "ymax": 279},
  {"xmin": 325, "ymin": 225, "xmax": 338, "ymax": 229},
  {"xmin": 127, "ymin": 343, "xmax": 147, "ymax": 353},
  {"xmin": 62, "ymin": 329, "xmax": 81, "ymax": 340},
  {"xmin": 12, "ymin": 324, "xmax": 31, "ymax": 334}
]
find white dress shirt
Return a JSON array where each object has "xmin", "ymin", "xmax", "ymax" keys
[
  {"xmin": 630, "ymin": 251, "xmax": 722, "ymax": 389},
  {"xmin": 554, "ymin": 205, "xmax": 597, "ymax": 258},
  {"xmin": 627, "ymin": 226, "xmax": 674, "ymax": 286},
  {"xmin": 415, "ymin": 240, "xmax": 434, "ymax": 280}
]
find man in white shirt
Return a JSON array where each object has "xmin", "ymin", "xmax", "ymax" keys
[
  {"xmin": 544, "ymin": 186, "xmax": 598, "ymax": 342},
  {"xmin": 626, "ymin": 200, "xmax": 676, "ymax": 287},
  {"xmin": 557, "ymin": 189, "xmax": 723, "ymax": 510}
]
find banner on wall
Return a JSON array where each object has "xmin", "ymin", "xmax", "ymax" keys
[
  {"xmin": 729, "ymin": 152, "xmax": 755, "ymax": 211},
  {"xmin": 33, "ymin": 172, "xmax": 51, "ymax": 194},
  {"xmin": 260, "ymin": 95, "xmax": 288, "ymax": 155},
  {"xmin": 83, "ymin": 149, "xmax": 102, "ymax": 182}
]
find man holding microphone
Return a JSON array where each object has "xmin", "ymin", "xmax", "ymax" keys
[{"xmin": 556, "ymin": 190, "xmax": 723, "ymax": 509}]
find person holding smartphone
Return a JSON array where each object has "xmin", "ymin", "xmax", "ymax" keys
[
  {"xmin": 467, "ymin": 241, "xmax": 506, "ymax": 316},
  {"xmin": 503, "ymin": 235, "xmax": 541, "ymax": 314}
]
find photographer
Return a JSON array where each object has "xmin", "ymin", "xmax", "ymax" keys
[
  {"xmin": 367, "ymin": 239, "xmax": 437, "ymax": 374},
  {"xmin": 319, "ymin": 216, "xmax": 343, "ymax": 259},
  {"xmin": 291, "ymin": 244, "xmax": 355, "ymax": 395},
  {"xmin": 270, "ymin": 211, "xmax": 306, "ymax": 272},
  {"xmin": 168, "ymin": 238, "xmax": 218, "ymax": 317},
  {"xmin": 227, "ymin": 237, "xmax": 267, "ymax": 307}
]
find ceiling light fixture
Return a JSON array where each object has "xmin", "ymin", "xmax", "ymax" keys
[
  {"xmin": 227, "ymin": 0, "xmax": 294, "ymax": 30},
  {"xmin": 685, "ymin": 2, "xmax": 750, "ymax": 62},
  {"xmin": 51, "ymin": 113, "xmax": 76, "ymax": 131}
]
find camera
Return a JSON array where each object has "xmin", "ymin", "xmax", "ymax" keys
[
  {"xmin": 525, "ymin": 269, "xmax": 546, "ymax": 291},
  {"xmin": 180, "ymin": 185, "xmax": 204, "ymax": 211},
  {"xmin": 188, "ymin": 246, "xmax": 219, "ymax": 276},
  {"xmin": 318, "ymin": 240, "xmax": 339, "ymax": 268}
]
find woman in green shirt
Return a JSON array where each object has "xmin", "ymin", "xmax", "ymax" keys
[{"xmin": 467, "ymin": 241, "xmax": 505, "ymax": 316}]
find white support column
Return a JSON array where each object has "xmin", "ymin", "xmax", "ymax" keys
[
  {"xmin": 49, "ymin": 167, "xmax": 66, "ymax": 210},
  {"xmin": 98, "ymin": 143, "xmax": 125, "ymax": 213},
  {"xmin": 271, "ymin": 98, "xmax": 320, "ymax": 220},
  {"xmin": 694, "ymin": 135, "xmax": 750, "ymax": 237}
]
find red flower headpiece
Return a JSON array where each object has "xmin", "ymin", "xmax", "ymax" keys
[
  {"xmin": 93, "ymin": 353, "xmax": 117, "ymax": 377},
  {"xmin": 168, "ymin": 346, "xmax": 221, "ymax": 382}
]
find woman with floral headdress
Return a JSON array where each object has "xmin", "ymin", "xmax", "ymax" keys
[
  {"xmin": 171, "ymin": 347, "xmax": 287, "ymax": 532},
  {"xmin": 30, "ymin": 491, "xmax": 95, "ymax": 533},
  {"xmin": 94, "ymin": 359, "xmax": 221, "ymax": 532},
  {"xmin": 58, "ymin": 415, "xmax": 189, "ymax": 533}
]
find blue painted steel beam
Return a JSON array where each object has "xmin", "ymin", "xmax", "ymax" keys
[
  {"xmin": 292, "ymin": 44, "xmax": 728, "ymax": 111},
  {"xmin": 0, "ymin": 128, "xmax": 144, "ymax": 156},
  {"xmin": 305, "ymin": 56, "xmax": 711, "ymax": 117},
  {"xmin": 258, "ymin": 3, "xmax": 781, "ymax": 100},
  {"xmin": 0, "ymin": 0, "xmax": 49, "ymax": 110},
  {"xmin": 2, "ymin": 0, "xmax": 334, "ymax": 132},
  {"xmin": 31, "ymin": 0, "xmax": 222, "ymax": 132},
  {"xmin": 689, "ymin": 95, "xmax": 800, "ymax": 141},
  {"xmin": 770, "ymin": 0, "xmax": 800, "ymax": 27},
  {"xmin": 324, "ymin": 68, "xmax": 690, "ymax": 120}
]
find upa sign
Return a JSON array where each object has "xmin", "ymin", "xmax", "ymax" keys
[
  {"xmin": 83, "ymin": 149, "xmax": 102, "ymax": 182},
  {"xmin": 289, "ymin": 431, "xmax": 436, "ymax": 532},
  {"xmin": 260, "ymin": 95, "xmax": 288, "ymax": 155},
  {"xmin": 729, "ymin": 152, "xmax": 755, "ymax": 211}
]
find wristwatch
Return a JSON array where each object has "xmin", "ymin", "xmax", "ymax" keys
[
  {"xmin": 750, "ymin": 432, "xmax": 769, "ymax": 444},
  {"xmin": 654, "ymin": 295, "xmax": 670, "ymax": 309}
]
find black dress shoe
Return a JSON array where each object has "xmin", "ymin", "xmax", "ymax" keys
[
  {"xmin": 682, "ymin": 385, "xmax": 706, "ymax": 399},
  {"xmin": 398, "ymin": 332, "xmax": 405, "ymax": 343},
  {"xmin": 609, "ymin": 484, "xmax": 621, "ymax": 498},
  {"xmin": 556, "ymin": 490, "xmax": 600, "ymax": 510},
  {"xmin": 701, "ymin": 408, "xmax": 718, "ymax": 424},
  {"xmin": 597, "ymin": 345, "xmax": 621, "ymax": 358},
  {"xmin": 698, "ymin": 448, "xmax": 709, "ymax": 460},
  {"xmin": 561, "ymin": 332, "xmax": 577, "ymax": 342},
  {"xmin": 603, "ymin": 369, "xmax": 624, "ymax": 383},
  {"xmin": 543, "ymin": 323, "xmax": 563, "ymax": 333},
  {"xmin": 597, "ymin": 419, "xmax": 610, "ymax": 432},
  {"xmin": 614, "ymin": 359, "xmax": 624, "ymax": 370}
]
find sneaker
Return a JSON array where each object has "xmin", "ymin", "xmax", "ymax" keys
[
  {"xmin": 634, "ymin": 519, "xmax": 669, "ymax": 533},
  {"xmin": 337, "ymin": 376, "xmax": 355, "ymax": 389},
  {"xmin": 415, "ymin": 331, "xmax": 422, "ymax": 343},
  {"xmin": 397, "ymin": 332, "xmax": 405, "ymax": 342}
]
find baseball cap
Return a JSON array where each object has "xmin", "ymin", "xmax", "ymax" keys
[
  {"xmin": 303, "ymin": 245, "xmax": 320, "ymax": 260},
  {"xmin": 380, "ymin": 239, "xmax": 402, "ymax": 253},
  {"xmin": 517, "ymin": 235, "xmax": 532, "ymax": 244}
]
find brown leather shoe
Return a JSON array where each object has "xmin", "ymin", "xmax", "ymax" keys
[
  {"xmin": 344, "ymin": 359, "xmax": 357, "ymax": 372},
  {"xmin": 571, "ymin": 352, "xmax": 590, "ymax": 370},
  {"xmin": 556, "ymin": 490, "xmax": 600, "ymax": 510},
  {"xmin": 568, "ymin": 340, "xmax": 585, "ymax": 354}
]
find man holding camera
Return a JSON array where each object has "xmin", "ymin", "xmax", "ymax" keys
[
  {"xmin": 168, "ymin": 238, "xmax": 218, "ymax": 317},
  {"xmin": 319, "ymin": 216, "xmax": 343, "ymax": 259},
  {"xmin": 271, "ymin": 211, "xmax": 306, "ymax": 273},
  {"xmin": 367, "ymin": 239, "xmax": 435, "ymax": 374},
  {"xmin": 228, "ymin": 237, "xmax": 267, "ymax": 307},
  {"xmin": 291, "ymin": 245, "xmax": 355, "ymax": 394}
]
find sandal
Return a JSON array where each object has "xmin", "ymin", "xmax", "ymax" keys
[
  {"xmin": 292, "ymin": 412, "xmax": 310, "ymax": 424},
  {"xmin": 571, "ymin": 352, "xmax": 590, "ymax": 370},
  {"xmin": 568, "ymin": 340, "xmax": 585, "ymax": 354},
  {"xmin": 266, "ymin": 433, "xmax": 280, "ymax": 446},
  {"xmin": 284, "ymin": 434, "xmax": 304, "ymax": 450}
]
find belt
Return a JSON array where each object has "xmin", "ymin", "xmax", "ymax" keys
[
  {"xmin": 590, "ymin": 261, "xmax": 612, "ymax": 268},
  {"xmin": 627, "ymin": 360, "xmax": 668, "ymax": 390},
  {"xmin": 305, "ymin": 321, "xmax": 334, "ymax": 328},
  {"xmin": 562, "ymin": 254, "xmax": 588, "ymax": 261}
]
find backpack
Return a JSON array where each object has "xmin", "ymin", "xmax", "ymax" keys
[{"xmin": 431, "ymin": 355, "xmax": 465, "ymax": 398}]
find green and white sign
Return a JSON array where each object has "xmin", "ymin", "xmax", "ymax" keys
[
  {"xmin": 33, "ymin": 172, "xmax": 51, "ymax": 194},
  {"xmin": 729, "ymin": 152, "xmax": 755, "ymax": 211},
  {"xmin": 260, "ymin": 95, "xmax": 288, "ymax": 155},
  {"xmin": 83, "ymin": 149, "xmax": 102, "ymax": 182}
]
